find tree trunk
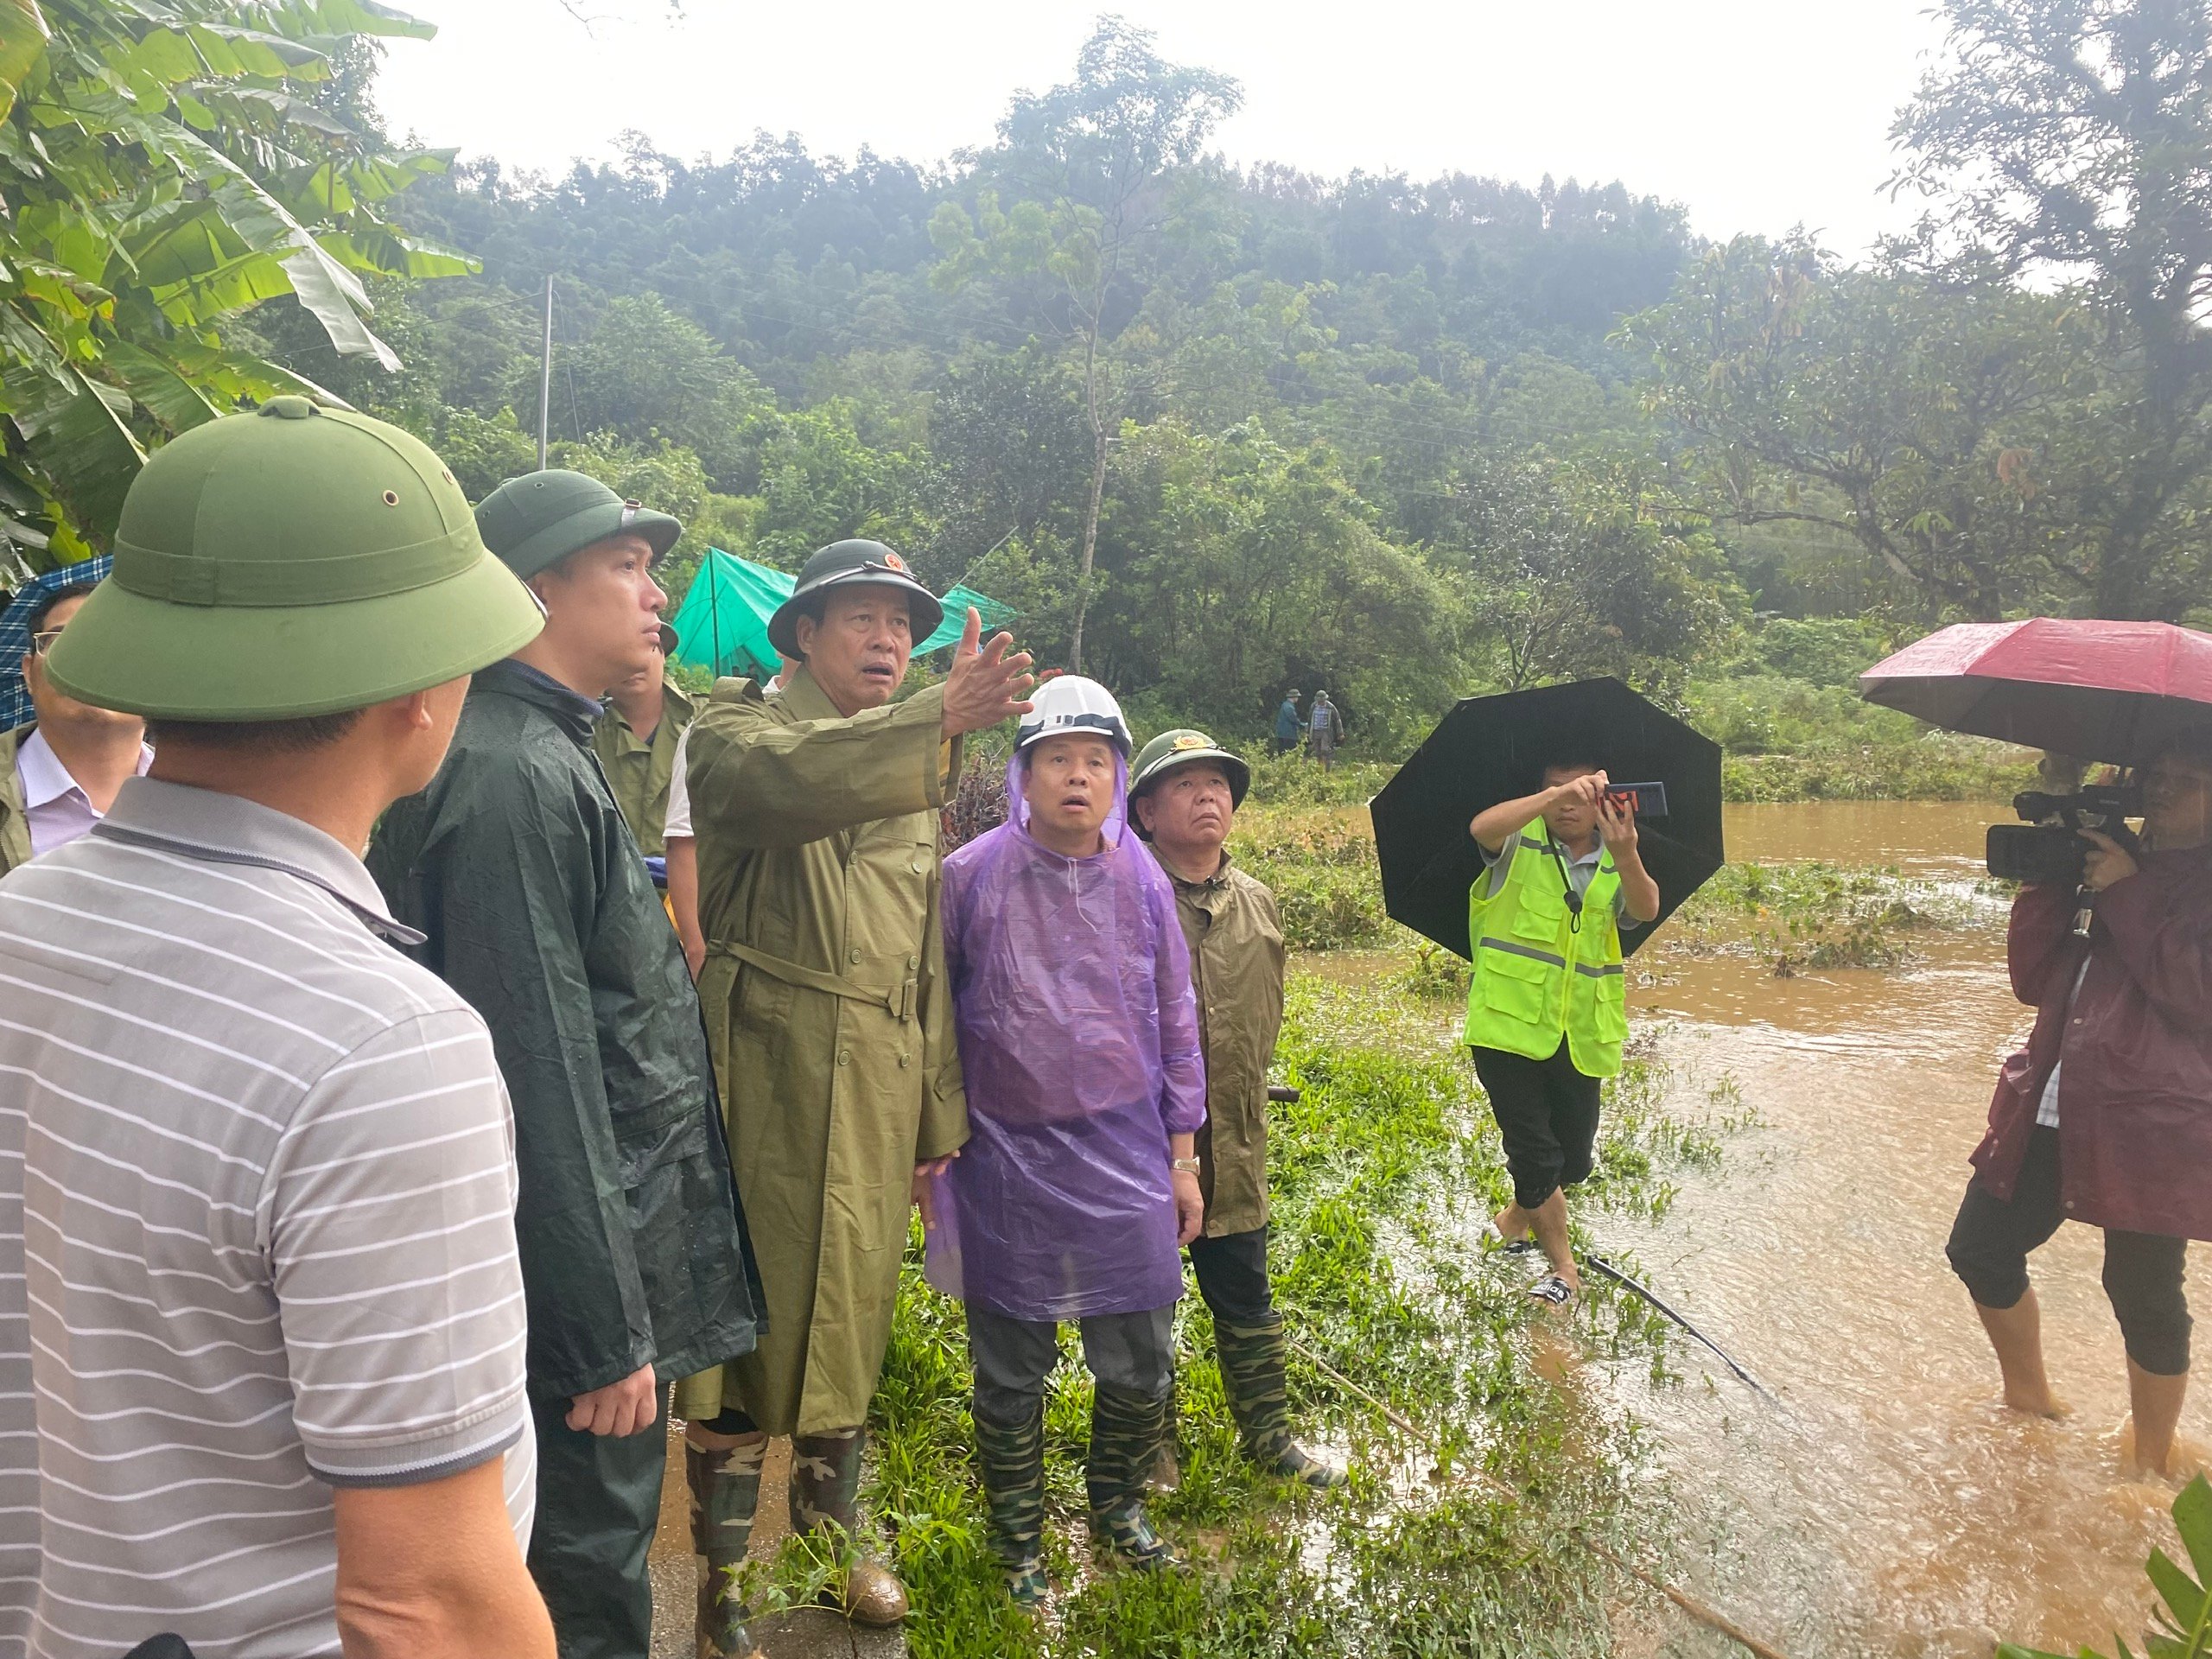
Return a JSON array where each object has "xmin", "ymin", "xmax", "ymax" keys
[
  {"xmin": 1068, "ymin": 319, "xmax": 1109, "ymax": 676},
  {"xmin": 1069, "ymin": 420, "xmax": 1109, "ymax": 675}
]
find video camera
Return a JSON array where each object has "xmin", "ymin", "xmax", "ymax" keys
[{"xmin": 1985, "ymin": 784, "xmax": 2143, "ymax": 885}]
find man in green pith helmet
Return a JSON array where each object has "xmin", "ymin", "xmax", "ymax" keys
[
  {"xmin": 369, "ymin": 469, "xmax": 764, "ymax": 1659},
  {"xmin": 676, "ymin": 538, "xmax": 1032, "ymax": 1651},
  {"xmin": 0, "ymin": 398, "xmax": 557, "ymax": 1656},
  {"xmin": 1128, "ymin": 728, "xmax": 1347, "ymax": 1490},
  {"xmin": 594, "ymin": 620, "xmax": 693, "ymax": 855}
]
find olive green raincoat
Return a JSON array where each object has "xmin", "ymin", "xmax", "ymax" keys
[
  {"xmin": 0, "ymin": 726, "xmax": 30, "ymax": 878},
  {"xmin": 591, "ymin": 681, "xmax": 695, "ymax": 856},
  {"xmin": 1159, "ymin": 850, "xmax": 1287, "ymax": 1237},
  {"xmin": 677, "ymin": 665, "xmax": 968, "ymax": 1436},
  {"xmin": 368, "ymin": 659, "xmax": 763, "ymax": 1401}
]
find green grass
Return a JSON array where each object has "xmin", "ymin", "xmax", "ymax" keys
[
  {"xmin": 1224, "ymin": 808, "xmax": 1394, "ymax": 951},
  {"xmin": 1688, "ymin": 672, "xmax": 2035, "ymax": 803},
  {"xmin": 1243, "ymin": 753, "xmax": 1395, "ymax": 809},
  {"xmin": 718, "ymin": 976, "xmax": 1748, "ymax": 1656}
]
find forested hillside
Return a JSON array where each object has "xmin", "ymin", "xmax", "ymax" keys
[{"xmin": 8, "ymin": 3, "xmax": 2209, "ymax": 768}]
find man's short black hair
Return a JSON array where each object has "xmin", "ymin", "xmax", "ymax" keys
[
  {"xmin": 144, "ymin": 710, "xmax": 365, "ymax": 755},
  {"xmin": 1540, "ymin": 758, "xmax": 1605, "ymax": 782},
  {"xmin": 22, "ymin": 582, "xmax": 97, "ymax": 641}
]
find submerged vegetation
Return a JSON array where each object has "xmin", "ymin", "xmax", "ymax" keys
[
  {"xmin": 1670, "ymin": 860, "xmax": 1992, "ymax": 976},
  {"xmin": 715, "ymin": 976, "xmax": 1759, "ymax": 1656}
]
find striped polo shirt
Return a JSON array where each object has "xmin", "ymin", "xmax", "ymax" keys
[{"xmin": 0, "ymin": 779, "xmax": 533, "ymax": 1659}]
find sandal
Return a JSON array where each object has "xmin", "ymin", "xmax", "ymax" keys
[{"xmin": 1527, "ymin": 1274, "xmax": 1577, "ymax": 1308}]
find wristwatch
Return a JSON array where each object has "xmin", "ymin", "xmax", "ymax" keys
[{"xmin": 1171, "ymin": 1156, "xmax": 1203, "ymax": 1175}]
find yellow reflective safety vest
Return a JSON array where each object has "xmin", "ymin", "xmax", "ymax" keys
[{"xmin": 1461, "ymin": 831, "xmax": 1629, "ymax": 1077}]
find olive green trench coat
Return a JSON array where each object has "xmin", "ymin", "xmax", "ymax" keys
[
  {"xmin": 591, "ymin": 681, "xmax": 695, "ymax": 857},
  {"xmin": 677, "ymin": 665, "xmax": 968, "ymax": 1435},
  {"xmin": 1159, "ymin": 849, "xmax": 1287, "ymax": 1237},
  {"xmin": 0, "ymin": 726, "xmax": 30, "ymax": 879}
]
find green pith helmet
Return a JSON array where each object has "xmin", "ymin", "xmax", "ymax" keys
[
  {"xmin": 767, "ymin": 538, "xmax": 944, "ymax": 658},
  {"xmin": 45, "ymin": 397, "xmax": 544, "ymax": 721},
  {"xmin": 475, "ymin": 468, "xmax": 683, "ymax": 581},
  {"xmin": 1128, "ymin": 728, "xmax": 1251, "ymax": 838}
]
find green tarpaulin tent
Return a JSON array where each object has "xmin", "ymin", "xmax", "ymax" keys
[{"xmin": 669, "ymin": 549, "xmax": 1017, "ymax": 677}]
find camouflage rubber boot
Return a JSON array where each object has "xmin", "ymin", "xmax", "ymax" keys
[
  {"xmin": 1146, "ymin": 1389, "xmax": 1182, "ymax": 1493},
  {"xmin": 790, "ymin": 1427, "xmax": 908, "ymax": 1627},
  {"xmin": 1216, "ymin": 1316, "xmax": 1347, "ymax": 1489},
  {"xmin": 973, "ymin": 1402, "xmax": 1050, "ymax": 1607},
  {"xmin": 686, "ymin": 1433, "xmax": 766, "ymax": 1659},
  {"xmin": 1084, "ymin": 1382, "xmax": 1176, "ymax": 1569}
]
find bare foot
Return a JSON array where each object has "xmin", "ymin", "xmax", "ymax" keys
[
  {"xmin": 2120, "ymin": 1418, "xmax": 2209, "ymax": 1481},
  {"xmin": 1490, "ymin": 1206, "xmax": 1529, "ymax": 1245},
  {"xmin": 2001, "ymin": 1385, "xmax": 2071, "ymax": 1421}
]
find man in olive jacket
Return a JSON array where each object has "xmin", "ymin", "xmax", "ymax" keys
[
  {"xmin": 592, "ymin": 621, "xmax": 693, "ymax": 855},
  {"xmin": 677, "ymin": 540, "xmax": 1029, "ymax": 1649},
  {"xmin": 1131, "ymin": 728, "xmax": 1344, "ymax": 1490},
  {"xmin": 371, "ymin": 471, "xmax": 763, "ymax": 1659}
]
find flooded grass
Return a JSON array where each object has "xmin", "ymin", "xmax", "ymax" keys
[
  {"xmin": 1665, "ymin": 859, "xmax": 1995, "ymax": 976},
  {"xmin": 746, "ymin": 973, "xmax": 1760, "ymax": 1659}
]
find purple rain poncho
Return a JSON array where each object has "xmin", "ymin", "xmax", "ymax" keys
[{"xmin": 924, "ymin": 751, "xmax": 1207, "ymax": 1322}]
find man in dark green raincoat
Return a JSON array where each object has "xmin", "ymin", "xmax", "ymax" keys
[{"xmin": 370, "ymin": 470, "xmax": 763, "ymax": 1659}]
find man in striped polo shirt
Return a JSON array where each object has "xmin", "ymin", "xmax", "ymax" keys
[{"xmin": 0, "ymin": 399, "xmax": 556, "ymax": 1658}]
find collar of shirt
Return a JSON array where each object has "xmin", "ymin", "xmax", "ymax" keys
[
  {"xmin": 1164, "ymin": 846, "xmax": 1236, "ymax": 894},
  {"xmin": 1557, "ymin": 838, "xmax": 1606, "ymax": 870},
  {"xmin": 476, "ymin": 657, "xmax": 603, "ymax": 743},
  {"xmin": 15, "ymin": 725, "xmax": 152, "ymax": 811},
  {"xmin": 92, "ymin": 776, "xmax": 424, "ymax": 946}
]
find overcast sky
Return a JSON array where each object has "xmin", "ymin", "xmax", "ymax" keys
[{"xmin": 373, "ymin": 1, "xmax": 1955, "ymax": 259}]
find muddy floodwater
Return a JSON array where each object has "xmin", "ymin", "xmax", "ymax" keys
[{"xmin": 1602, "ymin": 802, "xmax": 2193, "ymax": 1656}]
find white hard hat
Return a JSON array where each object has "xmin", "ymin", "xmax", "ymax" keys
[{"xmin": 1014, "ymin": 674, "xmax": 1132, "ymax": 758}]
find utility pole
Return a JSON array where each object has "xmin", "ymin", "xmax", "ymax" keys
[{"xmin": 537, "ymin": 274, "xmax": 553, "ymax": 472}]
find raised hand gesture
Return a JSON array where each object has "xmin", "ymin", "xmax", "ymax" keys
[{"xmin": 940, "ymin": 606, "xmax": 1034, "ymax": 737}]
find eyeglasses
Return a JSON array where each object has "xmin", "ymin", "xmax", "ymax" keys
[{"xmin": 29, "ymin": 629, "xmax": 62, "ymax": 655}]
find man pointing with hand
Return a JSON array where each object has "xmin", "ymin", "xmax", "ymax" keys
[{"xmin": 677, "ymin": 540, "xmax": 1033, "ymax": 1654}]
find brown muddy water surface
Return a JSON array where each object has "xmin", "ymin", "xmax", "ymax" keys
[
  {"xmin": 1344, "ymin": 802, "xmax": 2196, "ymax": 1656},
  {"xmin": 1612, "ymin": 803, "xmax": 2190, "ymax": 1656}
]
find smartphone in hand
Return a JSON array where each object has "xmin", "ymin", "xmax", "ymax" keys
[{"xmin": 1603, "ymin": 781, "xmax": 1669, "ymax": 819}]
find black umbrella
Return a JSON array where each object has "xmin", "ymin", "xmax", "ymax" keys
[{"xmin": 1370, "ymin": 678, "xmax": 1725, "ymax": 960}]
